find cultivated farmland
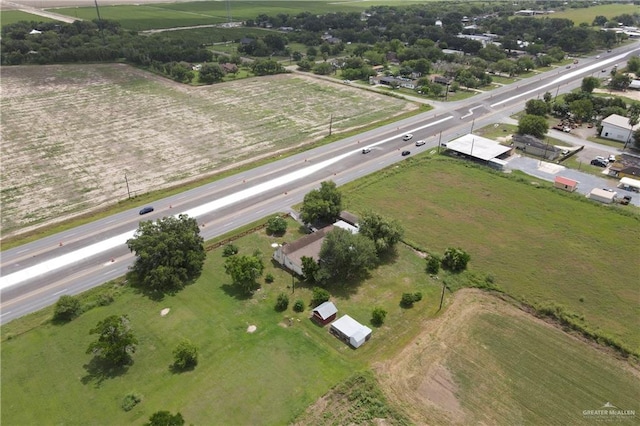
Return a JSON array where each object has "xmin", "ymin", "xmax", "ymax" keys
[
  {"xmin": 374, "ymin": 289, "xmax": 640, "ymax": 425},
  {"xmin": 0, "ymin": 64, "xmax": 416, "ymax": 237}
]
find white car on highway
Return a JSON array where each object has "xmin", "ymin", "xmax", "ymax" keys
[
  {"xmin": 402, "ymin": 134, "xmax": 413, "ymax": 141},
  {"xmin": 415, "ymin": 140, "xmax": 426, "ymax": 146}
]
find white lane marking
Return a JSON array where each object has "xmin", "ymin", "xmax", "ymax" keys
[
  {"xmin": 0, "ymin": 311, "xmax": 12, "ymax": 317},
  {"xmin": 490, "ymin": 52, "xmax": 632, "ymax": 107},
  {"xmin": 17, "ymin": 248, "xmax": 30, "ymax": 254},
  {"xmin": 1, "ymin": 116, "xmax": 454, "ymax": 291},
  {"xmin": 461, "ymin": 105, "xmax": 484, "ymax": 119},
  {"xmin": 53, "ymin": 289, "xmax": 68, "ymax": 296}
]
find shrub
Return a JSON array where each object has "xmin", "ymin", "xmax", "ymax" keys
[
  {"xmin": 53, "ymin": 295, "xmax": 82, "ymax": 322},
  {"xmin": 266, "ymin": 216, "xmax": 288, "ymax": 235},
  {"xmin": 441, "ymin": 247, "xmax": 470, "ymax": 273},
  {"xmin": 172, "ymin": 339, "xmax": 198, "ymax": 370},
  {"xmin": 311, "ymin": 287, "xmax": 330, "ymax": 307},
  {"xmin": 121, "ymin": 393, "xmax": 142, "ymax": 412},
  {"xmin": 371, "ymin": 307, "xmax": 387, "ymax": 327},
  {"xmin": 293, "ymin": 299, "xmax": 305, "ymax": 312},
  {"xmin": 265, "ymin": 273, "xmax": 275, "ymax": 283},
  {"xmin": 222, "ymin": 244, "xmax": 239, "ymax": 257},
  {"xmin": 97, "ymin": 292, "xmax": 114, "ymax": 306},
  {"xmin": 425, "ymin": 254, "xmax": 440, "ymax": 274},
  {"xmin": 275, "ymin": 293, "xmax": 289, "ymax": 311},
  {"xmin": 400, "ymin": 292, "xmax": 423, "ymax": 308},
  {"xmin": 147, "ymin": 411, "xmax": 185, "ymax": 426}
]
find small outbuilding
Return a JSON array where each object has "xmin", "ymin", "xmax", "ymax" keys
[
  {"xmin": 554, "ymin": 176, "xmax": 578, "ymax": 192},
  {"xmin": 330, "ymin": 315, "xmax": 372, "ymax": 348},
  {"xmin": 312, "ymin": 301, "xmax": 338, "ymax": 325}
]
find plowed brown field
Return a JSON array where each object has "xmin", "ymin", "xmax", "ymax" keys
[{"xmin": 1, "ymin": 64, "xmax": 415, "ymax": 237}]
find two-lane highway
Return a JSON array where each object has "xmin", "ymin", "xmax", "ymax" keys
[{"xmin": 2, "ymin": 43, "xmax": 637, "ymax": 324}]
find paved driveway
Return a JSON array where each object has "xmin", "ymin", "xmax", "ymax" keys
[{"xmin": 507, "ymin": 155, "xmax": 639, "ymax": 206}]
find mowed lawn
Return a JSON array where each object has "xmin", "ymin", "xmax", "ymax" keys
[
  {"xmin": 537, "ymin": 4, "xmax": 640, "ymax": 26},
  {"xmin": 450, "ymin": 309, "xmax": 640, "ymax": 424},
  {"xmin": 343, "ymin": 157, "xmax": 640, "ymax": 353},
  {"xmin": 1, "ymin": 219, "xmax": 441, "ymax": 425}
]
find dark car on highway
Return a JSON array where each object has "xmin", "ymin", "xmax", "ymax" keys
[
  {"xmin": 401, "ymin": 150, "xmax": 411, "ymax": 156},
  {"xmin": 139, "ymin": 206, "xmax": 154, "ymax": 215}
]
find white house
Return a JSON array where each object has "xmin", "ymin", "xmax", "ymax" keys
[{"xmin": 600, "ymin": 114, "xmax": 640, "ymax": 143}]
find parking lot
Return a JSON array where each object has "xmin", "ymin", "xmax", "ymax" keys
[{"xmin": 506, "ymin": 155, "xmax": 639, "ymax": 207}]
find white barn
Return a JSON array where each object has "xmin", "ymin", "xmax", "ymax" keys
[
  {"xmin": 330, "ymin": 315, "xmax": 372, "ymax": 348},
  {"xmin": 600, "ymin": 114, "xmax": 639, "ymax": 143}
]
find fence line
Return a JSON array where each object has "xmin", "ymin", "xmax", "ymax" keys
[{"xmin": 205, "ymin": 213, "xmax": 290, "ymax": 252}]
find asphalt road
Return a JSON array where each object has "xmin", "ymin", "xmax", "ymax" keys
[{"xmin": 1, "ymin": 43, "xmax": 638, "ymax": 324}]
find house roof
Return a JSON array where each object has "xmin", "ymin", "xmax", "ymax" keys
[
  {"xmin": 331, "ymin": 315, "xmax": 372, "ymax": 347},
  {"xmin": 445, "ymin": 134, "xmax": 512, "ymax": 161},
  {"xmin": 339, "ymin": 211, "xmax": 359, "ymax": 226},
  {"xmin": 331, "ymin": 314, "xmax": 370, "ymax": 337},
  {"xmin": 555, "ymin": 176, "xmax": 578, "ymax": 187},
  {"xmin": 313, "ymin": 301, "xmax": 337, "ymax": 320},
  {"xmin": 620, "ymin": 166, "xmax": 640, "ymax": 176},
  {"xmin": 281, "ymin": 225, "xmax": 333, "ymax": 264},
  {"xmin": 620, "ymin": 176, "xmax": 640, "ymax": 189},
  {"xmin": 602, "ymin": 114, "xmax": 640, "ymax": 131},
  {"xmin": 590, "ymin": 188, "xmax": 616, "ymax": 200}
]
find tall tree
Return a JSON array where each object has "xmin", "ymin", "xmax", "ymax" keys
[
  {"xmin": 581, "ymin": 77, "xmax": 600, "ymax": 93},
  {"xmin": 300, "ymin": 180, "xmax": 342, "ymax": 225},
  {"xmin": 198, "ymin": 63, "xmax": 225, "ymax": 84},
  {"xmin": 441, "ymin": 247, "xmax": 470, "ymax": 273},
  {"xmin": 358, "ymin": 211, "xmax": 404, "ymax": 255},
  {"xmin": 317, "ymin": 227, "xmax": 377, "ymax": 284},
  {"xmin": 127, "ymin": 214, "xmax": 205, "ymax": 294},
  {"xmin": 569, "ymin": 99, "xmax": 594, "ymax": 122},
  {"xmin": 224, "ymin": 254, "xmax": 265, "ymax": 294},
  {"xmin": 525, "ymin": 99, "xmax": 548, "ymax": 117},
  {"xmin": 517, "ymin": 114, "xmax": 548, "ymax": 139},
  {"xmin": 626, "ymin": 103, "xmax": 640, "ymax": 149},
  {"xmin": 86, "ymin": 315, "xmax": 138, "ymax": 366}
]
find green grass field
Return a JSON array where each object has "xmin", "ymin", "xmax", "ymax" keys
[
  {"xmin": 450, "ymin": 309, "xmax": 640, "ymax": 424},
  {"xmin": 343, "ymin": 156, "xmax": 640, "ymax": 353},
  {"xmin": 51, "ymin": 1, "xmax": 427, "ymax": 31},
  {"xmin": 540, "ymin": 4, "xmax": 640, "ymax": 26},
  {"xmin": 0, "ymin": 10, "xmax": 53, "ymax": 26},
  {"xmin": 0, "ymin": 217, "xmax": 442, "ymax": 424}
]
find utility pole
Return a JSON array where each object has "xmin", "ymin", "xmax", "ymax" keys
[
  {"xmin": 470, "ymin": 118, "xmax": 475, "ymax": 134},
  {"xmin": 437, "ymin": 130, "xmax": 442, "ymax": 153},
  {"xmin": 329, "ymin": 114, "xmax": 333, "ymax": 136},
  {"xmin": 438, "ymin": 281, "xmax": 446, "ymax": 311},
  {"xmin": 124, "ymin": 173, "xmax": 131, "ymax": 199},
  {"xmin": 94, "ymin": 0, "xmax": 106, "ymax": 45}
]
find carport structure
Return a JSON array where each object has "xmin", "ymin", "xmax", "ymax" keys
[
  {"xmin": 443, "ymin": 134, "xmax": 513, "ymax": 169},
  {"xmin": 618, "ymin": 177, "xmax": 640, "ymax": 192}
]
